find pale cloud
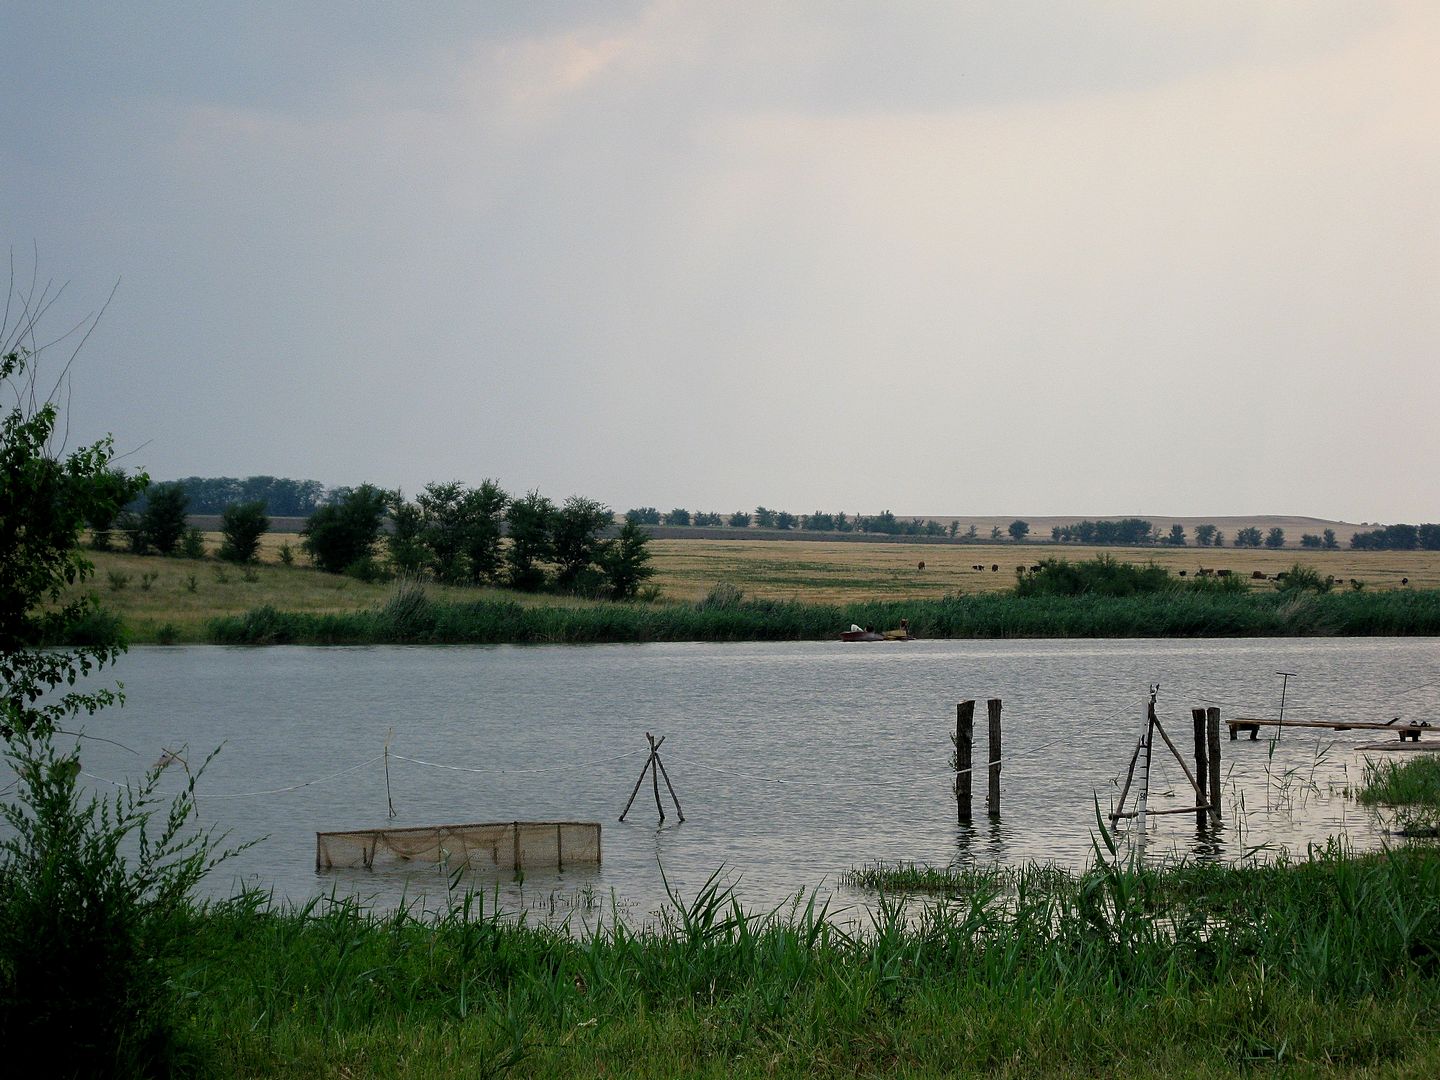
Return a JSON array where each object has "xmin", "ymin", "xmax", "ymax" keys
[{"xmin": 5, "ymin": 1, "xmax": 1437, "ymax": 519}]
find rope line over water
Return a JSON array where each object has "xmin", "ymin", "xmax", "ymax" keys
[
  {"xmin": 390, "ymin": 748, "xmax": 649, "ymax": 777},
  {"xmin": 81, "ymin": 754, "xmax": 384, "ymax": 800}
]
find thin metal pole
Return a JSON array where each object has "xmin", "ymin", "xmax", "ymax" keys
[{"xmin": 1275, "ymin": 671, "xmax": 1297, "ymax": 744}]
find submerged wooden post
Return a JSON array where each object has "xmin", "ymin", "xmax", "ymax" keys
[
  {"xmin": 986, "ymin": 698, "xmax": 1002, "ymax": 819},
  {"xmin": 1206, "ymin": 707, "xmax": 1222, "ymax": 823},
  {"xmin": 1192, "ymin": 707, "xmax": 1209, "ymax": 829},
  {"xmin": 955, "ymin": 700, "xmax": 974, "ymax": 823},
  {"xmin": 649, "ymin": 734, "xmax": 665, "ymax": 822}
]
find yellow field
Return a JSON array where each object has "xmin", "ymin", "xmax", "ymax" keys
[{"xmin": 645, "ymin": 539, "xmax": 1440, "ymax": 604}]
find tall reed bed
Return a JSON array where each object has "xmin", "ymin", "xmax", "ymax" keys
[
  {"xmin": 206, "ymin": 584, "xmax": 1440, "ymax": 644},
  {"xmin": 175, "ymin": 848, "xmax": 1440, "ymax": 1076}
]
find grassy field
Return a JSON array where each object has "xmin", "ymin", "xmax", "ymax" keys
[
  {"xmin": 647, "ymin": 538, "xmax": 1439, "ymax": 602},
  {"xmin": 67, "ymin": 536, "xmax": 1440, "ymax": 643},
  {"xmin": 164, "ymin": 847, "xmax": 1440, "ymax": 1077}
]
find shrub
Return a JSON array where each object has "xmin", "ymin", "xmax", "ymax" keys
[
  {"xmin": 218, "ymin": 499, "xmax": 269, "ymax": 563},
  {"xmin": 183, "ymin": 574, "xmax": 197, "ymax": 593},
  {"xmin": 1276, "ymin": 564, "xmax": 1332, "ymax": 594},
  {"xmin": 155, "ymin": 622, "xmax": 180, "ymax": 645},
  {"xmin": 137, "ymin": 482, "xmax": 189, "ymax": 555},
  {"xmin": 180, "ymin": 526, "xmax": 206, "ymax": 560},
  {"xmin": 278, "ymin": 542, "xmax": 295, "ymax": 566},
  {"xmin": 301, "ymin": 485, "xmax": 387, "ymax": 573},
  {"xmin": 0, "ymin": 736, "xmax": 235, "ymax": 1076},
  {"xmin": 600, "ymin": 520, "xmax": 655, "ymax": 600},
  {"xmin": 344, "ymin": 556, "xmax": 390, "ymax": 584},
  {"xmin": 107, "ymin": 570, "xmax": 130, "ymax": 591},
  {"xmin": 1014, "ymin": 556, "xmax": 1172, "ymax": 598},
  {"xmin": 139, "ymin": 571, "xmax": 158, "ymax": 591},
  {"xmin": 697, "ymin": 582, "xmax": 745, "ymax": 609}
]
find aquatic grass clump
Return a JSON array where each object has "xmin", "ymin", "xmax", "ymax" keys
[{"xmin": 1358, "ymin": 756, "xmax": 1440, "ymax": 835}]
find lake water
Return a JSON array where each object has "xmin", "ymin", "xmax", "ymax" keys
[{"xmin": 65, "ymin": 638, "xmax": 1440, "ymax": 925}]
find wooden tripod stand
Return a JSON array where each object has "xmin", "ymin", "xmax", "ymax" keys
[{"xmin": 619, "ymin": 732, "xmax": 685, "ymax": 823}]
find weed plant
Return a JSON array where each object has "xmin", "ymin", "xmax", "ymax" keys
[{"xmin": 0, "ymin": 737, "xmax": 242, "ymax": 1077}]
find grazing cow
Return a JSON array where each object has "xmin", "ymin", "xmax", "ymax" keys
[
  {"xmin": 1017, "ymin": 564, "xmax": 1027, "ymax": 574},
  {"xmin": 991, "ymin": 564, "xmax": 999, "ymax": 572},
  {"xmin": 1217, "ymin": 569, "xmax": 1232, "ymax": 577},
  {"xmin": 917, "ymin": 560, "xmax": 925, "ymax": 571},
  {"xmin": 1402, "ymin": 577, "xmax": 1409, "ymax": 585},
  {"xmin": 1178, "ymin": 570, "xmax": 1187, "ymax": 577},
  {"xmin": 1251, "ymin": 570, "xmax": 1266, "ymax": 580},
  {"xmin": 1197, "ymin": 568, "xmax": 1213, "ymax": 577},
  {"xmin": 1275, "ymin": 572, "xmax": 1289, "ymax": 581},
  {"xmin": 1030, "ymin": 565, "xmax": 1041, "ymax": 573}
]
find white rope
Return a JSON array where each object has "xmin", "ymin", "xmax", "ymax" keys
[
  {"xmin": 81, "ymin": 754, "xmax": 384, "ymax": 800},
  {"xmin": 390, "ymin": 748, "xmax": 649, "ymax": 777}
]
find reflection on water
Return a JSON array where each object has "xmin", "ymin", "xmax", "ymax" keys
[{"xmin": 66, "ymin": 638, "xmax": 1439, "ymax": 922}]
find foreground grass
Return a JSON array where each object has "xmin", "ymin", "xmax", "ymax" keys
[
  {"xmin": 176, "ymin": 848, "xmax": 1440, "ymax": 1077},
  {"xmin": 203, "ymin": 582, "xmax": 1440, "ymax": 644}
]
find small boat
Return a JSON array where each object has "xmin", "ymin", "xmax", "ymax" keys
[{"xmin": 841, "ymin": 623, "xmax": 912, "ymax": 642}]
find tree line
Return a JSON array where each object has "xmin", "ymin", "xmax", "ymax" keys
[
  {"xmin": 128, "ymin": 474, "xmax": 328, "ymax": 516},
  {"xmin": 92, "ymin": 476, "xmax": 656, "ymax": 600},
  {"xmin": 1349, "ymin": 524, "xmax": 1440, "ymax": 551},
  {"xmin": 306, "ymin": 483, "xmax": 653, "ymax": 599},
  {"xmin": 627, "ymin": 506, "xmax": 980, "ymax": 538}
]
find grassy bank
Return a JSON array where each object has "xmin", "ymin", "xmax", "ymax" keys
[
  {"xmin": 171, "ymin": 847, "xmax": 1440, "ymax": 1077},
  {"xmin": 202, "ymin": 582, "xmax": 1440, "ymax": 645}
]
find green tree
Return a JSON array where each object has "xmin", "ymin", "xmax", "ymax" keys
[
  {"xmin": 385, "ymin": 492, "xmax": 428, "ymax": 577},
  {"xmin": 138, "ymin": 482, "xmax": 189, "ymax": 554},
  {"xmin": 663, "ymin": 508, "xmax": 691, "ymax": 526},
  {"xmin": 505, "ymin": 490, "xmax": 556, "ymax": 590},
  {"xmin": 1008, "ymin": 519, "xmax": 1030, "ymax": 541},
  {"xmin": 301, "ymin": 484, "xmax": 388, "ymax": 573},
  {"xmin": 626, "ymin": 507, "xmax": 661, "ymax": 525},
  {"xmin": 1165, "ymin": 523, "xmax": 1187, "ymax": 546},
  {"xmin": 2, "ymin": 352, "xmax": 142, "ymax": 738},
  {"xmin": 1194, "ymin": 523, "xmax": 1217, "ymax": 547},
  {"xmin": 218, "ymin": 499, "xmax": 269, "ymax": 563},
  {"xmin": 1323, "ymin": 528, "xmax": 1339, "ymax": 550},
  {"xmin": 728, "ymin": 511, "xmax": 751, "ymax": 528},
  {"xmin": 2, "ymin": 291, "xmax": 232, "ymax": 1074},
  {"xmin": 600, "ymin": 519, "xmax": 655, "ymax": 600},
  {"xmin": 1300, "ymin": 533, "xmax": 1322, "ymax": 549},
  {"xmin": 1264, "ymin": 527, "xmax": 1286, "ymax": 549},
  {"xmin": 551, "ymin": 495, "xmax": 613, "ymax": 591},
  {"xmin": 1234, "ymin": 527, "xmax": 1263, "ymax": 548},
  {"xmin": 753, "ymin": 506, "xmax": 777, "ymax": 528},
  {"xmin": 416, "ymin": 481, "xmax": 470, "ymax": 583},
  {"xmin": 460, "ymin": 479, "xmax": 509, "ymax": 584}
]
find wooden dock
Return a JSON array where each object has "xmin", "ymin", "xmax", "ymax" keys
[{"xmin": 1228, "ymin": 717, "xmax": 1433, "ymax": 742}]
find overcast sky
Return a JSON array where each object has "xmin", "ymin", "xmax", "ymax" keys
[{"xmin": 6, "ymin": 2, "xmax": 1437, "ymax": 521}]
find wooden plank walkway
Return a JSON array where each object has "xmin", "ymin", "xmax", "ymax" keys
[{"xmin": 1228, "ymin": 717, "xmax": 1433, "ymax": 742}]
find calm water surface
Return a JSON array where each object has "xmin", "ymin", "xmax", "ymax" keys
[{"xmin": 71, "ymin": 639, "xmax": 1440, "ymax": 923}]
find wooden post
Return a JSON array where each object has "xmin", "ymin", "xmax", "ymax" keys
[
  {"xmin": 987, "ymin": 698, "xmax": 1002, "ymax": 818},
  {"xmin": 1192, "ymin": 707, "xmax": 1209, "ymax": 829},
  {"xmin": 512, "ymin": 821, "xmax": 521, "ymax": 872},
  {"xmin": 955, "ymin": 700, "xmax": 974, "ymax": 823},
  {"xmin": 649, "ymin": 734, "xmax": 665, "ymax": 821},
  {"xmin": 1206, "ymin": 707, "xmax": 1222, "ymax": 823}
]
